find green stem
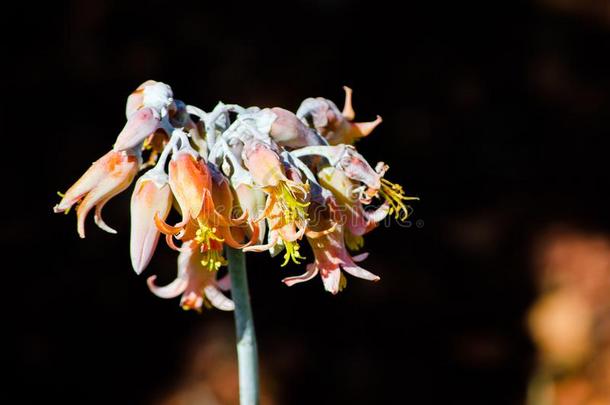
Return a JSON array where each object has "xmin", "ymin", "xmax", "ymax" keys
[{"xmin": 227, "ymin": 247, "xmax": 260, "ymax": 405}]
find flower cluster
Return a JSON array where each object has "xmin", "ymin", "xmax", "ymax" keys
[{"xmin": 54, "ymin": 81, "xmax": 417, "ymax": 311}]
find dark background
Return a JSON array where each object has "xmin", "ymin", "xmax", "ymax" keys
[{"xmin": 6, "ymin": 0, "xmax": 610, "ymax": 403}]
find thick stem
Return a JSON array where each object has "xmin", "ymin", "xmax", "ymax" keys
[{"xmin": 227, "ymin": 247, "xmax": 260, "ymax": 405}]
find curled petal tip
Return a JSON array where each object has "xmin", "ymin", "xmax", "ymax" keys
[
  {"xmin": 147, "ymin": 274, "xmax": 188, "ymax": 299},
  {"xmin": 94, "ymin": 209, "xmax": 118, "ymax": 234},
  {"xmin": 352, "ymin": 252, "xmax": 369, "ymax": 262},
  {"xmin": 342, "ymin": 86, "xmax": 355, "ymax": 120},
  {"xmin": 353, "ymin": 115, "xmax": 383, "ymax": 137}
]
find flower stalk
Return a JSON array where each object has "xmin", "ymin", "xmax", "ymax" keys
[{"xmin": 227, "ymin": 246, "xmax": 260, "ymax": 405}]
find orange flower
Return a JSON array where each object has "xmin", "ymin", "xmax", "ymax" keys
[
  {"xmin": 297, "ymin": 86, "xmax": 382, "ymax": 145},
  {"xmin": 154, "ymin": 148, "xmax": 254, "ymax": 272},
  {"xmin": 54, "ymin": 150, "xmax": 139, "ymax": 238},
  {"xmin": 147, "ymin": 241, "xmax": 234, "ymax": 311}
]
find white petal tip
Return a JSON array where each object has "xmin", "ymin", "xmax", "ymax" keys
[
  {"xmin": 131, "ymin": 260, "xmax": 146, "ymax": 275},
  {"xmin": 94, "ymin": 215, "xmax": 117, "ymax": 234},
  {"xmin": 217, "ymin": 302, "xmax": 235, "ymax": 311}
]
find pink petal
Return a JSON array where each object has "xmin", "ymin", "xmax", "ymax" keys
[
  {"xmin": 320, "ymin": 266, "xmax": 342, "ymax": 294},
  {"xmin": 204, "ymin": 285, "xmax": 234, "ymax": 311},
  {"xmin": 282, "ymin": 263, "xmax": 319, "ymax": 287},
  {"xmin": 341, "ymin": 262, "xmax": 380, "ymax": 282},
  {"xmin": 113, "ymin": 107, "xmax": 160, "ymax": 151},
  {"xmin": 146, "ymin": 275, "xmax": 188, "ymax": 299},
  {"xmin": 352, "ymin": 252, "xmax": 369, "ymax": 262}
]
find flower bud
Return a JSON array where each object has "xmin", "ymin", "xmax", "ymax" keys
[{"xmin": 129, "ymin": 173, "xmax": 173, "ymax": 274}]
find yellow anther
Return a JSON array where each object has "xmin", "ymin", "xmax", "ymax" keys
[
  {"xmin": 195, "ymin": 222, "xmax": 224, "ymax": 249},
  {"xmin": 379, "ymin": 178, "xmax": 418, "ymax": 221},
  {"xmin": 195, "ymin": 221, "xmax": 227, "ymax": 271},
  {"xmin": 56, "ymin": 191, "xmax": 73, "ymax": 215},
  {"xmin": 281, "ymin": 239, "xmax": 306, "ymax": 267},
  {"xmin": 278, "ymin": 181, "xmax": 310, "ymax": 226},
  {"xmin": 200, "ymin": 249, "xmax": 227, "ymax": 272}
]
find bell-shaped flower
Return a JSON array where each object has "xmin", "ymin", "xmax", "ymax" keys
[
  {"xmin": 296, "ymin": 86, "xmax": 382, "ymax": 145},
  {"xmin": 242, "ymin": 140, "xmax": 310, "ymax": 264},
  {"xmin": 317, "ymin": 166, "xmax": 390, "ymax": 247},
  {"xmin": 282, "ymin": 206, "xmax": 379, "ymax": 294},
  {"xmin": 129, "ymin": 169, "xmax": 173, "ymax": 274},
  {"xmin": 147, "ymin": 241, "xmax": 234, "ymax": 312},
  {"xmin": 245, "ymin": 200, "xmax": 307, "ymax": 266},
  {"xmin": 234, "ymin": 183, "xmax": 267, "ymax": 245},
  {"xmin": 294, "ymin": 144, "xmax": 417, "ymax": 221},
  {"xmin": 213, "ymin": 138, "xmax": 267, "ymax": 245},
  {"xmin": 154, "ymin": 139, "xmax": 253, "ymax": 272},
  {"xmin": 53, "ymin": 150, "xmax": 139, "ymax": 238}
]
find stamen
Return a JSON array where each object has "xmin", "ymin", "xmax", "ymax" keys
[
  {"xmin": 281, "ymin": 239, "xmax": 306, "ymax": 267},
  {"xmin": 278, "ymin": 181, "xmax": 310, "ymax": 226},
  {"xmin": 56, "ymin": 191, "xmax": 76, "ymax": 215},
  {"xmin": 378, "ymin": 178, "xmax": 419, "ymax": 221},
  {"xmin": 195, "ymin": 221, "xmax": 227, "ymax": 271}
]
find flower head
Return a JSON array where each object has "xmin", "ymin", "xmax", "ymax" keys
[
  {"xmin": 54, "ymin": 82, "xmax": 418, "ymax": 309},
  {"xmin": 242, "ymin": 140, "xmax": 311, "ymax": 265}
]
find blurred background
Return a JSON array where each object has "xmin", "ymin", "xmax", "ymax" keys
[{"xmin": 6, "ymin": 0, "xmax": 610, "ymax": 403}]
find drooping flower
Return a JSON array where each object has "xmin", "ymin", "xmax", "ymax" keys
[
  {"xmin": 294, "ymin": 144, "xmax": 417, "ymax": 221},
  {"xmin": 296, "ymin": 86, "xmax": 383, "ymax": 145},
  {"xmin": 242, "ymin": 140, "xmax": 310, "ymax": 265},
  {"xmin": 282, "ymin": 203, "xmax": 379, "ymax": 294},
  {"xmin": 54, "ymin": 150, "xmax": 140, "ymax": 238},
  {"xmin": 317, "ymin": 165, "xmax": 389, "ymax": 248},
  {"xmin": 147, "ymin": 240, "xmax": 234, "ymax": 312},
  {"xmin": 154, "ymin": 142, "xmax": 253, "ymax": 272}
]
